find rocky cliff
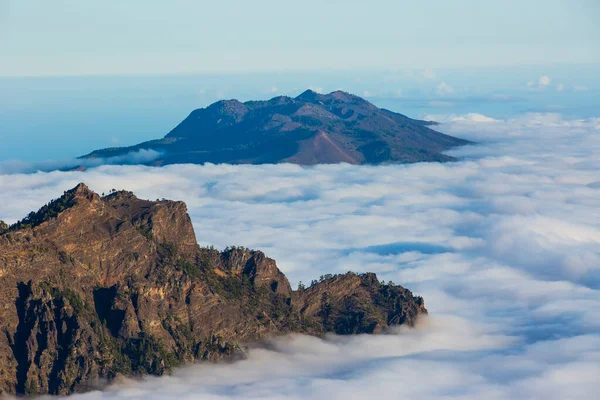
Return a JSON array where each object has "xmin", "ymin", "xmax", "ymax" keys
[{"xmin": 0, "ymin": 184, "xmax": 427, "ymax": 396}]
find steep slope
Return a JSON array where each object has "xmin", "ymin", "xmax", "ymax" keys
[
  {"xmin": 82, "ymin": 90, "xmax": 470, "ymax": 166},
  {"xmin": 0, "ymin": 184, "xmax": 427, "ymax": 396}
]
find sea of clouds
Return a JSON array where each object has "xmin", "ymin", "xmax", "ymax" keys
[{"xmin": 1, "ymin": 112, "xmax": 599, "ymax": 399}]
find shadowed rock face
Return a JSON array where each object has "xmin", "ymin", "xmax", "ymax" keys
[
  {"xmin": 0, "ymin": 184, "xmax": 427, "ymax": 396},
  {"xmin": 82, "ymin": 90, "xmax": 470, "ymax": 166}
]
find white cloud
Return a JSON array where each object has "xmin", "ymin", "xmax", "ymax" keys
[
  {"xmin": 556, "ymin": 83, "xmax": 564, "ymax": 92},
  {"xmin": 0, "ymin": 149, "xmax": 162, "ymax": 175},
  {"xmin": 573, "ymin": 85, "xmax": 589, "ymax": 92},
  {"xmin": 539, "ymin": 75, "xmax": 551, "ymax": 86},
  {"xmin": 2, "ymin": 113, "xmax": 599, "ymax": 399},
  {"xmin": 441, "ymin": 113, "xmax": 499, "ymax": 123},
  {"xmin": 435, "ymin": 82, "xmax": 453, "ymax": 96},
  {"xmin": 526, "ymin": 76, "xmax": 553, "ymax": 91}
]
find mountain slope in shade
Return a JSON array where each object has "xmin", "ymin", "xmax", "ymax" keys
[
  {"xmin": 82, "ymin": 90, "xmax": 470, "ymax": 166},
  {"xmin": 0, "ymin": 184, "xmax": 427, "ymax": 396}
]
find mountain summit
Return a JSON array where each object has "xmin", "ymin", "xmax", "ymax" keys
[
  {"xmin": 0, "ymin": 184, "xmax": 427, "ymax": 396},
  {"xmin": 82, "ymin": 90, "xmax": 470, "ymax": 165}
]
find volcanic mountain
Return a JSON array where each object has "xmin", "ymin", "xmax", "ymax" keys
[
  {"xmin": 0, "ymin": 184, "xmax": 427, "ymax": 396},
  {"xmin": 82, "ymin": 90, "xmax": 469, "ymax": 166}
]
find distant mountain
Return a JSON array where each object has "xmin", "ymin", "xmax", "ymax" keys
[
  {"xmin": 82, "ymin": 90, "xmax": 470, "ymax": 166},
  {"xmin": 0, "ymin": 184, "xmax": 427, "ymax": 396}
]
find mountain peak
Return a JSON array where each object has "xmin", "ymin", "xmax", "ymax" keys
[
  {"xmin": 295, "ymin": 89, "xmax": 321, "ymax": 101},
  {"xmin": 82, "ymin": 90, "xmax": 471, "ymax": 166},
  {"xmin": 6, "ymin": 184, "xmax": 95, "ymax": 232},
  {"xmin": 208, "ymin": 99, "xmax": 248, "ymax": 116},
  {"xmin": 327, "ymin": 90, "xmax": 365, "ymax": 103},
  {"xmin": 71, "ymin": 182, "xmax": 92, "ymax": 196},
  {"xmin": 0, "ymin": 186, "xmax": 427, "ymax": 396}
]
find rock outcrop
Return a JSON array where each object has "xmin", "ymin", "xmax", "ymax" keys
[{"xmin": 0, "ymin": 184, "xmax": 427, "ymax": 396}]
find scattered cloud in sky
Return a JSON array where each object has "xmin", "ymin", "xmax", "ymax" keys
[
  {"xmin": 556, "ymin": 83, "xmax": 564, "ymax": 92},
  {"xmin": 527, "ymin": 75, "xmax": 556, "ymax": 91},
  {"xmin": 538, "ymin": 75, "xmax": 551, "ymax": 86},
  {"xmin": 435, "ymin": 82, "xmax": 453, "ymax": 96},
  {"xmin": 573, "ymin": 85, "xmax": 589, "ymax": 92},
  {"xmin": 1, "ymin": 112, "xmax": 599, "ymax": 399},
  {"xmin": 440, "ymin": 113, "xmax": 499, "ymax": 123}
]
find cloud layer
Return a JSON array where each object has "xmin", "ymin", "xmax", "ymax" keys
[
  {"xmin": 1, "ymin": 112, "xmax": 599, "ymax": 399},
  {"xmin": 0, "ymin": 149, "xmax": 161, "ymax": 175}
]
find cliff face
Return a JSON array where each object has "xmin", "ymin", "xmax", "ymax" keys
[{"xmin": 0, "ymin": 184, "xmax": 427, "ymax": 396}]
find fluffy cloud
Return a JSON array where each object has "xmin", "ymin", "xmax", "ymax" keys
[{"xmin": 1, "ymin": 113, "xmax": 599, "ymax": 399}]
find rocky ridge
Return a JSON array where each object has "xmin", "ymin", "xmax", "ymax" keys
[
  {"xmin": 82, "ymin": 90, "xmax": 470, "ymax": 166},
  {"xmin": 0, "ymin": 184, "xmax": 427, "ymax": 396}
]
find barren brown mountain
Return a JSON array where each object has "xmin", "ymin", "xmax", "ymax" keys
[{"xmin": 0, "ymin": 184, "xmax": 427, "ymax": 396}]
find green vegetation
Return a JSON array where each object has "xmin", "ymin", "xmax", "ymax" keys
[
  {"xmin": 37, "ymin": 283, "xmax": 91, "ymax": 314},
  {"xmin": 136, "ymin": 226, "xmax": 154, "ymax": 240},
  {"xmin": 319, "ymin": 274, "xmax": 335, "ymax": 281},
  {"xmin": 223, "ymin": 245, "xmax": 253, "ymax": 253},
  {"xmin": 94, "ymin": 323, "xmax": 132, "ymax": 375},
  {"xmin": 124, "ymin": 334, "xmax": 177, "ymax": 375},
  {"xmin": 0, "ymin": 220, "xmax": 7, "ymax": 234},
  {"xmin": 62, "ymin": 289, "xmax": 88, "ymax": 314},
  {"xmin": 176, "ymin": 259, "xmax": 202, "ymax": 279},
  {"xmin": 9, "ymin": 190, "xmax": 76, "ymax": 231}
]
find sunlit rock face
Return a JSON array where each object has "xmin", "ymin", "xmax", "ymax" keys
[{"xmin": 0, "ymin": 184, "xmax": 425, "ymax": 396}]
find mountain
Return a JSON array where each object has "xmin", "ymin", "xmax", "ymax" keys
[
  {"xmin": 82, "ymin": 90, "xmax": 470, "ymax": 166},
  {"xmin": 0, "ymin": 184, "xmax": 427, "ymax": 396}
]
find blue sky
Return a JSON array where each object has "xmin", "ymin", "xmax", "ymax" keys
[
  {"xmin": 0, "ymin": 0, "xmax": 598, "ymax": 76},
  {"xmin": 1, "ymin": 65, "xmax": 598, "ymax": 162},
  {"xmin": 0, "ymin": 1, "xmax": 598, "ymax": 162},
  {"xmin": 1, "ymin": 4, "xmax": 600, "ymax": 397}
]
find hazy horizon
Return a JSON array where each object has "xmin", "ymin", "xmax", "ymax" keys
[
  {"xmin": 1, "ymin": 1, "xmax": 599, "ymax": 399},
  {"xmin": 1, "ymin": 1, "xmax": 598, "ymax": 77},
  {"xmin": 1, "ymin": 64, "xmax": 598, "ymax": 163}
]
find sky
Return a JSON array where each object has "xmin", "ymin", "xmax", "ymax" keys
[
  {"xmin": 1, "ymin": 111, "xmax": 599, "ymax": 399},
  {"xmin": 0, "ymin": 0, "xmax": 598, "ymax": 163},
  {"xmin": 1, "ymin": 2, "xmax": 600, "ymax": 398},
  {"xmin": 0, "ymin": 0, "xmax": 599, "ymax": 76},
  {"xmin": 1, "ymin": 65, "xmax": 599, "ymax": 163}
]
